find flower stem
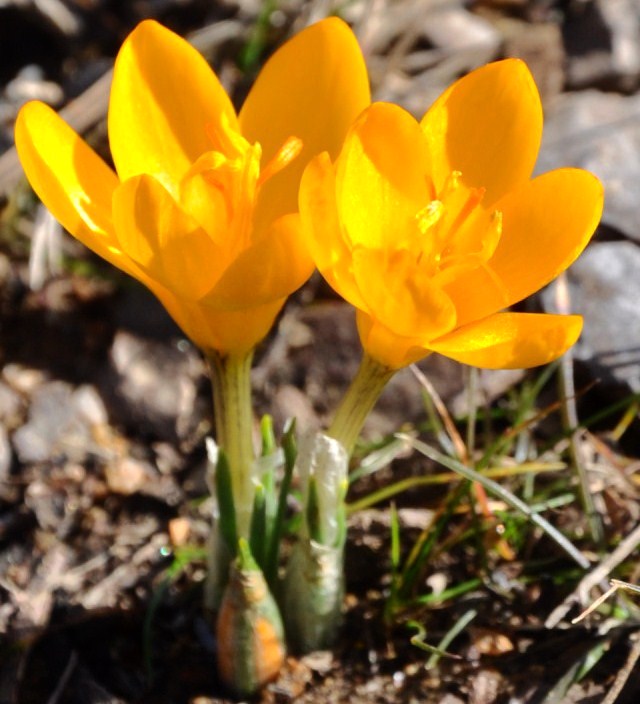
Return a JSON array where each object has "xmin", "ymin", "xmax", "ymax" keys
[
  {"xmin": 327, "ymin": 353, "xmax": 395, "ymax": 456},
  {"xmin": 207, "ymin": 349, "xmax": 255, "ymax": 538}
]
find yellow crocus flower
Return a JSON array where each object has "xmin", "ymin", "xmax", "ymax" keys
[
  {"xmin": 15, "ymin": 18, "xmax": 370, "ymax": 355},
  {"xmin": 300, "ymin": 59, "xmax": 603, "ymax": 371}
]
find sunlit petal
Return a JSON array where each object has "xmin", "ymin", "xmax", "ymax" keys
[
  {"xmin": 444, "ymin": 169, "xmax": 604, "ymax": 326},
  {"xmin": 109, "ymin": 20, "xmax": 239, "ymax": 195},
  {"xmin": 162, "ymin": 294, "xmax": 287, "ymax": 355},
  {"xmin": 352, "ymin": 247, "xmax": 456, "ymax": 339},
  {"xmin": 356, "ymin": 312, "xmax": 431, "ymax": 370},
  {"xmin": 299, "ymin": 153, "xmax": 369, "ymax": 311},
  {"xmin": 205, "ymin": 213, "xmax": 313, "ymax": 309},
  {"xmin": 14, "ymin": 101, "xmax": 124, "ymax": 266},
  {"xmin": 428, "ymin": 312, "xmax": 583, "ymax": 369},
  {"xmin": 421, "ymin": 59, "xmax": 542, "ymax": 206},
  {"xmin": 241, "ymin": 17, "xmax": 370, "ymax": 225},
  {"xmin": 179, "ymin": 156, "xmax": 232, "ymax": 247},
  {"xmin": 112, "ymin": 174, "xmax": 223, "ymax": 300},
  {"xmin": 491, "ymin": 169, "xmax": 603, "ymax": 302},
  {"xmin": 336, "ymin": 102, "xmax": 431, "ymax": 249}
]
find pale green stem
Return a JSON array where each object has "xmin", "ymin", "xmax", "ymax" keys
[
  {"xmin": 207, "ymin": 349, "xmax": 255, "ymax": 538},
  {"xmin": 327, "ymin": 353, "xmax": 395, "ymax": 456}
]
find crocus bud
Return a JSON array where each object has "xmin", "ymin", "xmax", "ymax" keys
[{"xmin": 216, "ymin": 539, "xmax": 286, "ymax": 697}]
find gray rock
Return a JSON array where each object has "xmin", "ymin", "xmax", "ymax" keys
[
  {"xmin": 24, "ymin": 479, "xmax": 66, "ymax": 531},
  {"xmin": 563, "ymin": 0, "xmax": 640, "ymax": 91},
  {"xmin": 0, "ymin": 380, "xmax": 23, "ymax": 428},
  {"xmin": 12, "ymin": 382, "xmax": 107, "ymax": 464},
  {"xmin": 367, "ymin": 1, "xmax": 501, "ymax": 115},
  {"xmin": 101, "ymin": 331, "xmax": 204, "ymax": 441},
  {"xmin": 599, "ymin": 0, "xmax": 640, "ymax": 85},
  {"xmin": 544, "ymin": 241, "xmax": 640, "ymax": 390},
  {"xmin": 538, "ymin": 89, "xmax": 640, "ymax": 240},
  {"xmin": 4, "ymin": 65, "xmax": 64, "ymax": 106},
  {"xmin": 270, "ymin": 384, "xmax": 320, "ymax": 436},
  {"xmin": 422, "ymin": 4, "xmax": 501, "ymax": 56}
]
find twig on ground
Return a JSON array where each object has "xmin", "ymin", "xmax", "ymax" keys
[
  {"xmin": 555, "ymin": 273, "xmax": 604, "ymax": 545},
  {"xmin": 571, "ymin": 582, "xmax": 621, "ymax": 624},
  {"xmin": 602, "ymin": 632, "xmax": 640, "ymax": 704},
  {"xmin": 33, "ymin": 0, "xmax": 82, "ymax": 35},
  {"xmin": 545, "ymin": 522, "xmax": 640, "ymax": 628},
  {"xmin": 410, "ymin": 364, "xmax": 467, "ymax": 461}
]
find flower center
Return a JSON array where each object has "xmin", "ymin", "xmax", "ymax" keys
[
  {"xmin": 411, "ymin": 171, "xmax": 502, "ymax": 278},
  {"xmin": 179, "ymin": 118, "xmax": 302, "ymax": 250}
]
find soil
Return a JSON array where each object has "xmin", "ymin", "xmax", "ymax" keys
[{"xmin": 2, "ymin": 1, "xmax": 640, "ymax": 703}]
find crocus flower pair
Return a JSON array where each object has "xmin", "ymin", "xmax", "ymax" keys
[
  {"xmin": 14, "ymin": 16, "xmax": 606, "ymax": 686},
  {"xmin": 15, "ymin": 18, "xmax": 602, "ymax": 373}
]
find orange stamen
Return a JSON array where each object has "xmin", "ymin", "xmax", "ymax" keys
[
  {"xmin": 258, "ymin": 136, "xmax": 303, "ymax": 188},
  {"xmin": 449, "ymin": 186, "xmax": 486, "ymax": 236}
]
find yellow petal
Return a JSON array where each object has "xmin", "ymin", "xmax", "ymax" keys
[
  {"xmin": 14, "ymin": 101, "xmax": 127, "ymax": 269},
  {"xmin": 179, "ymin": 155, "xmax": 234, "ymax": 247},
  {"xmin": 352, "ymin": 247, "xmax": 456, "ymax": 339},
  {"xmin": 205, "ymin": 214, "xmax": 313, "ymax": 309},
  {"xmin": 336, "ymin": 103, "xmax": 431, "ymax": 249},
  {"xmin": 161, "ymin": 294, "xmax": 287, "ymax": 355},
  {"xmin": 15, "ymin": 103, "xmax": 116, "ymax": 234},
  {"xmin": 200, "ymin": 299, "xmax": 287, "ymax": 354},
  {"xmin": 444, "ymin": 168, "xmax": 603, "ymax": 326},
  {"xmin": 420, "ymin": 59, "xmax": 542, "ymax": 206},
  {"xmin": 112, "ymin": 174, "xmax": 222, "ymax": 300},
  {"xmin": 492, "ymin": 169, "xmax": 603, "ymax": 300},
  {"xmin": 108, "ymin": 20, "xmax": 238, "ymax": 195},
  {"xmin": 299, "ymin": 153, "xmax": 369, "ymax": 311},
  {"xmin": 428, "ymin": 312, "xmax": 583, "ymax": 369},
  {"xmin": 240, "ymin": 17, "xmax": 370, "ymax": 224},
  {"xmin": 133, "ymin": 276, "xmax": 280, "ymax": 354},
  {"xmin": 356, "ymin": 312, "xmax": 431, "ymax": 369}
]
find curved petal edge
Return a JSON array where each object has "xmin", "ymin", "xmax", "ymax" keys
[{"xmin": 428, "ymin": 312, "xmax": 583, "ymax": 369}]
